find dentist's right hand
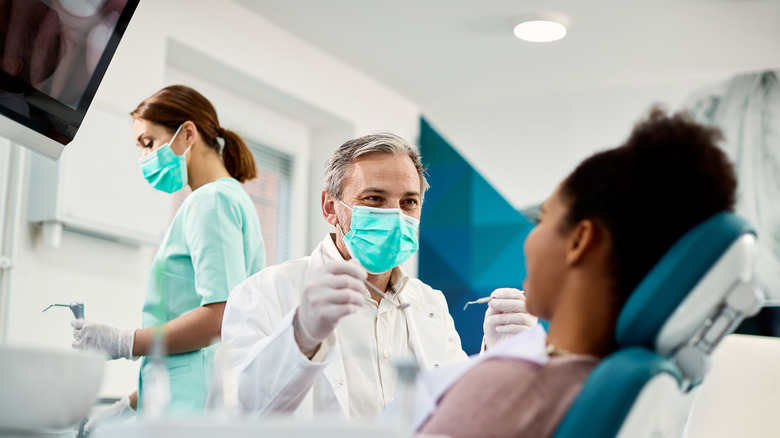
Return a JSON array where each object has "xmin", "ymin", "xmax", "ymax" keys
[{"xmin": 293, "ymin": 258, "xmax": 367, "ymax": 358}]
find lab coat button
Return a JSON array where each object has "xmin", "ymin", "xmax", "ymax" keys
[
  {"xmin": 434, "ymin": 364, "xmax": 440, "ymax": 368},
  {"xmin": 338, "ymin": 379, "xmax": 344, "ymax": 385},
  {"xmin": 429, "ymin": 312, "xmax": 434, "ymax": 318},
  {"xmin": 383, "ymin": 350, "xmax": 390, "ymax": 358}
]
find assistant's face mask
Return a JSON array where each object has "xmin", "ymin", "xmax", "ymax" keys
[
  {"xmin": 339, "ymin": 201, "xmax": 420, "ymax": 274},
  {"xmin": 138, "ymin": 124, "xmax": 190, "ymax": 193}
]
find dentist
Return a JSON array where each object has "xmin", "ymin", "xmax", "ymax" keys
[{"xmin": 213, "ymin": 133, "xmax": 536, "ymax": 421}]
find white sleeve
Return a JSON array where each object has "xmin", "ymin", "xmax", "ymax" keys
[{"xmin": 215, "ymin": 271, "xmax": 333, "ymax": 416}]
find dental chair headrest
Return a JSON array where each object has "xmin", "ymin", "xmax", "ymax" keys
[{"xmin": 616, "ymin": 212, "xmax": 756, "ymax": 355}]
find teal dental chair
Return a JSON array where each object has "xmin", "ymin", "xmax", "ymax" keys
[{"xmin": 552, "ymin": 211, "xmax": 764, "ymax": 438}]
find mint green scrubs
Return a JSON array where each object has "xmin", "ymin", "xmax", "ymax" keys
[{"xmin": 137, "ymin": 178, "xmax": 265, "ymax": 415}]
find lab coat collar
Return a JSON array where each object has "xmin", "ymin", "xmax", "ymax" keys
[
  {"xmin": 319, "ymin": 234, "xmax": 345, "ymax": 264},
  {"xmin": 389, "ymin": 264, "xmax": 410, "ymax": 297}
]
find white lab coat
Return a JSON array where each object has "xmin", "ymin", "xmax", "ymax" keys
[{"xmin": 214, "ymin": 235, "xmax": 468, "ymax": 420}]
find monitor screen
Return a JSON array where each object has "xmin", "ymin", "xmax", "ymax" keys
[{"xmin": 0, "ymin": 0, "xmax": 140, "ymax": 160}]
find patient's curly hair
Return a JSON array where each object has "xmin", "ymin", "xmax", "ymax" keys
[{"xmin": 560, "ymin": 107, "xmax": 737, "ymax": 301}]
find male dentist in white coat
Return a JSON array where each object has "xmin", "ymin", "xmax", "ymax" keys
[{"xmin": 212, "ymin": 133, "xmax": 537, "ymax": 421}]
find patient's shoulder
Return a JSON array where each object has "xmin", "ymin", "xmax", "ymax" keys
[
  {"xmin": 421, "ymin": 356, "xmax": 599, "ymax": 438},
  {"xmin": 536, "ymin": 354, "xmax": 600, "ymax": 394}
]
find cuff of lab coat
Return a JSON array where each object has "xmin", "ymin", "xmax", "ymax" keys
[
  {"xmin": 308, "ymin": 333, "xmax": 336, "ymax": 363},
  {"xmin": 281, "ymin": 311, "xmax": 333, "ymax": 367}
]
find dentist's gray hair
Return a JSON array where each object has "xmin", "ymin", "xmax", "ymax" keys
[{"xmin": 324, "ymin": 133, "xmax": 429, "ymax": 201}]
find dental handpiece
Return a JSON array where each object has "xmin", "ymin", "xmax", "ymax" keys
[{"xmin": 42, "ymin": 302, "xmax": 84, "ymax": 319}]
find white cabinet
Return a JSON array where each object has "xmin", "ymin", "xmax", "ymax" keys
[{"xmin": 27, "ymin": 102, "xmax": 171, "ymax": 246}]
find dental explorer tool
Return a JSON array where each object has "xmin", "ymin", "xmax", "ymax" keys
[{"xmin": 463, "ymin": 296, "xmax": 492, "ymax": 310}]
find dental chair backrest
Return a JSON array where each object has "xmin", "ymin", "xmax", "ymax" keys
[{"xmin": 552, "ymin": 211, "xmax": 763, "ymax": 438}]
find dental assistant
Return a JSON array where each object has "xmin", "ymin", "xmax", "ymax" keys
[
  {"xmin": 211, "ymin": 133, "xmax": 536, "ymax": 421},
  {"xmin": 71, "ymin": 85, "xmax": 266, "ymax": 423}
]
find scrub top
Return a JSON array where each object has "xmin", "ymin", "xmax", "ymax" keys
[{"xmin": 137, "ymin": 177, "xmax": 265, "ymax": 415}]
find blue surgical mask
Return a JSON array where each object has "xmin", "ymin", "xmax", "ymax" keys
[
  {"xmin": 138, "ymin": 124, "xmax": 190, "ymax": 193},
  {"xmin": 339, "ymin": 201, "xmax": 420, "ymax": 274}
]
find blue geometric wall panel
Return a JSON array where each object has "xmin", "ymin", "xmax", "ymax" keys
[{"xmin": 418, "ymin": 117, "xmax": 535, "ymax": 354}]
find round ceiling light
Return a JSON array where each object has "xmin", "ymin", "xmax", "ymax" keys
[{"xmin": 513, "ymin": 20, "xmax": 567, "ymax": 43}]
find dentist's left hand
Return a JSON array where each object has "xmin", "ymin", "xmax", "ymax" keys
[
  {"xmin": 483, "ymin": 288, "xmax": 538, "ymax": 350},
  {"xmin": 71, "ymin": 320, "xmax": 135, "ymax": 360}
]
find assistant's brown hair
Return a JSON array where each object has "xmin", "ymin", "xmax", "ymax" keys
[{"xmin": 131, "ymin": 85, "xmax": 257, "ymax": 182}]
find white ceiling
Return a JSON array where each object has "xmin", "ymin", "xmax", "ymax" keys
[{"xmin": 234, "ymin": 0, "xmax": 780, "ymax": 111}]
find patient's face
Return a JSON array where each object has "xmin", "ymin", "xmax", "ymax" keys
[{"xmin": 523, "ymin": 185, "xmax": 570, "ymax": 320}]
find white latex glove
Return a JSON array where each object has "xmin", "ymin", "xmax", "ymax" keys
[
  {"xmin": 293, "ymin": 258, "xmax": 367, "ymax": 356},
  {"xmin": 71, "ymin": 320, "xmax": 135, "ymax": 360},
  {"xmin": 83, "ymin": 395, "xmax": 135, "ymax": 436},
  {"xmin": 483, "ymin": 288, "xmax": 538, "ymax": 350}
]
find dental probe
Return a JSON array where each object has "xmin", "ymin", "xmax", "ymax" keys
[
  {"xmin": 462, "ymin": 296, "xmax": 492, "ymax": 310},
  {"xmin": 463, "ymin": 289, "xmax": 527, "ymax": 310}
]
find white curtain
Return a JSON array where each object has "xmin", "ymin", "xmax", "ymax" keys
[{"xmin": 685, "ymin": 70, "xmax": 780, "ymax": 301}]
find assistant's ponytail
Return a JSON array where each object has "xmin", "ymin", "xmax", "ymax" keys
[{"xmin": 220, "ymin": 128, "xmax": 258, "ymax": 183}]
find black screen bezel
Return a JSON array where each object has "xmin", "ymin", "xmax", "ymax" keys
[{"xmin": 0, "ymin": 0, "xmax": 140, "ymax": 146}]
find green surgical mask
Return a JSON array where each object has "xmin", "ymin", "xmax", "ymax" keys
[
  {"xmin": 138, "ymin": 124, "xmax": 190, "ymax": 193},
  {"xmin": 339, "ymin": 202, "xmax": 420, "ymax": 274}
]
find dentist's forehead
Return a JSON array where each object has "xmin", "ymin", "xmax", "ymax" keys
[{"xmin": 343, "ymin": 153, "xmax": 420, "ymax": 193}]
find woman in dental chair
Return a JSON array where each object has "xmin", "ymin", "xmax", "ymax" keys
[{"xmin": 417, "ymin": 107, "xmax": 738, "ymax": 438}]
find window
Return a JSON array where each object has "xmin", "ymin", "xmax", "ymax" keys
[{"xmin": 243, "ymin": 139, "xmax": 294, "ymax": 265}]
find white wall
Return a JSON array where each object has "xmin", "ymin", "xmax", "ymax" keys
[
  {"xmin": 422, "ymin": 73, "xmax": 737, "ymax": 210},
  {"xmin": 0, "ymin": 0, "xmax": 419, "ymax": 398}
]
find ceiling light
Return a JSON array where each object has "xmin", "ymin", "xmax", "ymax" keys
[{"xmin": 513, "ymin": 20, "xmax": 567, "ymax": 43}]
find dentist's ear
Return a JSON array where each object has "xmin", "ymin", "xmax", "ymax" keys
[{"xmin": 322, "ymin": 190, "xmax": 338, "ymax": 225}]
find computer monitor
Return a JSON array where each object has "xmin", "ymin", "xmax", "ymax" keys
[{"xmin": 0, "ymin": 0, "xmax": 140, "ymax": 160}]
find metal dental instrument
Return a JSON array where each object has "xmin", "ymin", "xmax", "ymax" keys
[
  {"xmin": 363, "ymin": 276, "xmax": 410, "ymax": 310},
  {"xmin": 463, "ymin": 296, "xmax": 492, "ymax": 310},
  {"xmin": 42, "ymin": 302, "xmax": 84, "ymax": 319},
  {"xmin": 463, "ymin": 289, "xmax": 527, "ymax": 310},
  {"xmin": 321, "ymin": 251, "xmax": 410, "ymax": 310}
]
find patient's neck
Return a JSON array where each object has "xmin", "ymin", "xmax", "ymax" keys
[{"xmin": 545, "ymin": 270, "xmax": 620, "ymax": 358}]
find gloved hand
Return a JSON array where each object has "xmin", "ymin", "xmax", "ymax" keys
[
  {"xmin": 83, "ymin": 394, "xmax": 135, "ymax": 436},
  {"xmin": 71, "ymin": 320, "xmax": 135, "ymax": 360},
  {"xmin": 483, "ymin": 288, "xmax": 538, "ymax": 350},
  {"xmin": 294, "ymin": 258, "xmax": 367, "ymax": 356}
]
